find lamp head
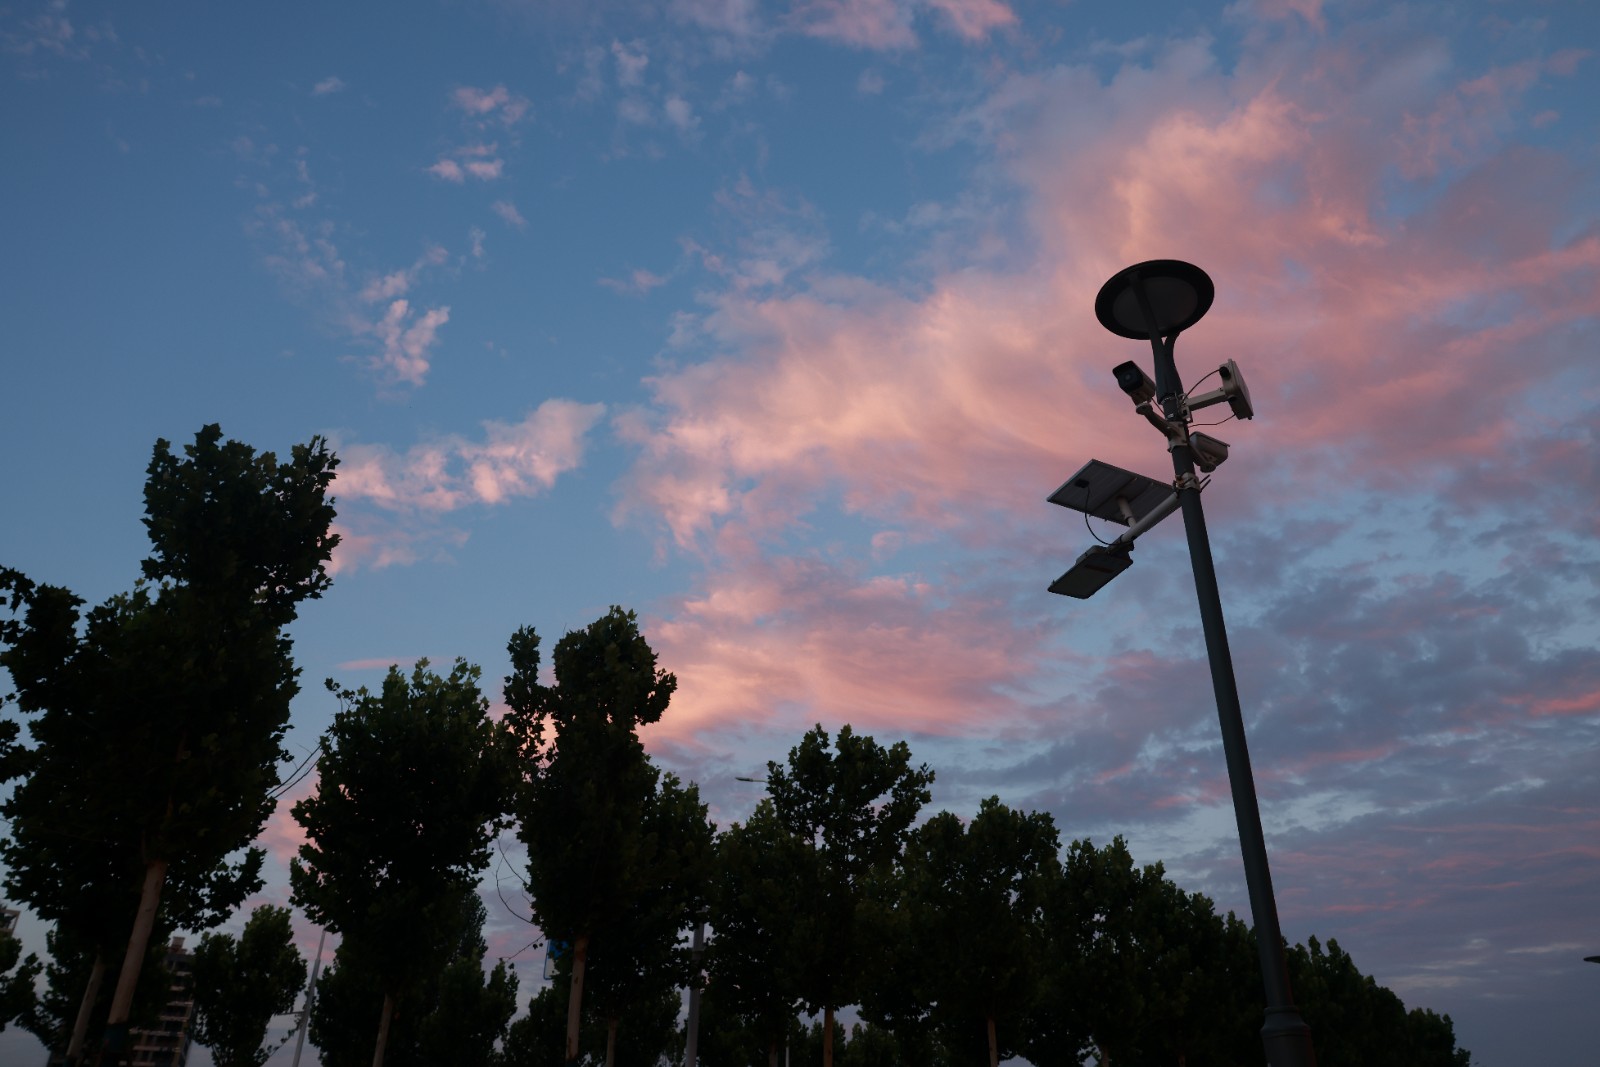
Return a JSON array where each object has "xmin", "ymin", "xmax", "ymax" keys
[{"xmin": 1095, "ymin": 260, "xmax": 1214, "ymax": 340}]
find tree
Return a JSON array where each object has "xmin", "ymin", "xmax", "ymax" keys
[
  {"xmin": 190, "ymin": 904, "xmax": 306, "ymax": 1067},
  {"xmin": 705, "ymin": 800, "xmax": 810, "ymax": 1067},
  {"xmin": 311, "ymin": 891, "xmax": 517, "ymax": 1067},
  {"xmin": 502, "ymin": 607, "xmax": 687, "ymax": 1065},
  {"xmin": 870, "ymin": 798, "xmax": 1059, "ymax": 1067},
  {"xmin": 291, "ymin": 660, "xmax": 509, "ymax": 1067},
  {"xmin": 498, "ymin": 981, "xmax": 679, "ymax": 1067},
  {"xmin": 763, "ymin": 725, "xmax": 934, "ymax": 1067},
  {"xmin": 1287, "ymin": 935, "xmax": 1471, "ymax": 1067},
  {"xmin": 579, "ymin": 770, "xmax": 714, "ymax": 1067},
  {"xmin": 0, "ymin": 424, "xmax": 336, "ymax": 1061},
  {"xmin": 1028, "ymin": 836, "xmax": 1250, "ymax": 1067},
  {"xmin": 14, "ymin": 925, "xmax": 177, "ymax": 1061},
  {"xmin": 0, "ymin": 923, "xmax": 42, "ymax": 1032}
]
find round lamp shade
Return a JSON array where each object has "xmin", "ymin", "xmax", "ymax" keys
[{"xmin": 1095, "ymin": 260, "xmax": 1214, "ymax": 340}]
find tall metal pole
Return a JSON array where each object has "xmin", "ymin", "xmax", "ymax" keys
[
  {"xmin": 1134, "ymin": 280, "xmax": 1316, "ymax": 1067},
  {"xmin": 290, "ymin": 928, "xmax": 328, "ymax": 1067},
  {"xmin": 684, "ymin": 921, "xmax": 705, "ymax": 1067}
]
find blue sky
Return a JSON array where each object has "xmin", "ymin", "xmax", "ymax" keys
[{"xmin": 3, "ymin": 1, "xmax": 1599, "ymax": 1064}]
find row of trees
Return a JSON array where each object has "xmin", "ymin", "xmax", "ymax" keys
[{"xmin": 0, "ymin": 425, "xmax": 1472, "ymax": 1067}]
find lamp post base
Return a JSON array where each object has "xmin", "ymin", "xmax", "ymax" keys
[{"xmin": 1263, "ymin": 1006, "xmax": 1317, "ymax": 1067}]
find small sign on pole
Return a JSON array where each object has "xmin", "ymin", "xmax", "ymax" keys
[{"xmin": 543, "ymin": 938, "xmax": 570, "ymax": 981}]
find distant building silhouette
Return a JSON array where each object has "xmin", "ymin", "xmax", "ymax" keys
[{"xmin": 126, "ymin": 937, "xmax": 195, "ymax": 1067}]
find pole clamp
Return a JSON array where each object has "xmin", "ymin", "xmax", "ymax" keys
[{"xmin": 1173, "ymin": 472, "xmax": 1208, "ymax": 493}]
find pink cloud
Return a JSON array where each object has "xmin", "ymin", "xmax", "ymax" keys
[
  {"xmin": 492, "ymin": 199, "xmax": 526, "ymax": 228},
  {"xmin": 643, "ymin": 552, "xmax": 1047, "ymax": 742},
  {"xmin": 335, "ymin": 399, "xmax": 607, "ymax": 515},
  {"xmin": 606, "ymin": 15, "xmax": 1600, "ymax": 874},
  {"xmin": 335, "ymin": 657, "xmax": 420, "ymax": 671},
  {"xmin": 791, "ymin": 0, "xmax": 918, "ymax": 50},
  {"xmin": 451, "ymin": 84, "xmax": 531, "ymax": 124},
  {"xmin": 366, "ymin": 298, "xmax": 450, "ymax": 385},
  {"xmin": 923, "ymin": 0, "xmax": 1016, "ymax": 41},
  {"xmin": 428, "ymin": 158, "xmax": 465, "ymax": 182}
]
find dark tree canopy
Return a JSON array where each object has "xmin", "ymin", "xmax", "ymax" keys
[
  {"xmin": 310, "ymin": 891, "xmax": 516, "ymax": 1067},
  {"xmin": 503, "ymin": 607, "xmax": 697, "ymax": 1064},
  {"xmin": 868, "ymin": 798, "xmax": 1060, "ymax": 1067},
  {"xmin": 705, "ymin": 799, "xmax": 810, "ymax": 1061},
  {"xmin": 190, "ymin": 904, "xmax": 306, "ymax": 1067},
  {"xmin": 291, "ymin": 659, "xmax": 510, "ymax": 1067},
  {"xmin": 0, "ymin": 424, "xmax": 339, "ymax": 1057},
  {"xmin": 762, "ymin": 724, "xmax": 933, "ymax": 1067}
]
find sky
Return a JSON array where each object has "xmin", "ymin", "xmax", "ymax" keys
[{"xmin": 1, "ymin": 0, "xmax": 1597, "ymax": 1063}]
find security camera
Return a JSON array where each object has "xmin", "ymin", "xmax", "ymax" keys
[
  {"xmin": 1185, "ymin": 359, "xmax": 1254, "ymax": 420},
  {"xmin": 1113, "ymin": 361, "xmax": 1156, "ymax": 405},
  {"xmin": 1188, "ymin": 432, "xmax": 1229, "ymax": 472}
]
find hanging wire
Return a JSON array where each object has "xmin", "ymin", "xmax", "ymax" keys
[
  {"xmin": 1081, "ymin": 482, "xmax": 1116, "ymax": 546},
  {"xmin": 269, "ymin": 741, "xmax": 323, "ymax": 801},
  {"xmin": 1179, "ymin": 366, "xmax": 1222, "ymax": 405}
]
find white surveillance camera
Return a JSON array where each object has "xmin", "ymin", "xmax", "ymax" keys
[
  {"xmin": 1188, "ymin": 432, "xmax": 1229, "ymax": 472},
  {"xmin": 1113, "ymin": 361, "xmax": 1157, "ymax": 405},
  {"xmin": 1184, "ymin": 359, "xmax": 1255, "ymax": 420}
]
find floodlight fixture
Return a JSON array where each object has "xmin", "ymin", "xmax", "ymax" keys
[
  {"xmin": 1185, "ymin": 359, "xmax": 1256, "ymax": 420},
  {"xmin": 1049, "ymin": 544, "xmax": 1133, "ymax": 598},
  {"xmin": 1095, "ymin": 259, "xmax": 1214, "ymax": 340},
  {"xmin": 1113, "ymin": 361, "xmax": 1157, "ymax": 405}
]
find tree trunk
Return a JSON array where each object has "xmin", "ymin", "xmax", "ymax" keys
[
  {"xmin": 64, "ymin": 951, "xmax": 106, "ymax": 1065},
  {"xmin": 605, "ymin": 1016, "xmax": 619, "ymax": 1067},
  {"xmin": 768, "ymin": 1038, "xmax": 779, "ymax": 1067},
  {"xmin": 987, "ymin": 1014, "xmax": 998, "ymax": 1067},
  {"xmin": 101, "ymin": 857, "xmax": 169, "ymax": 1058},
  {"xmin": 823, "ymin": 1005, "xmax": 834, "ymax": 1067},
  {"xmin": 371, "ymin": 992, "xmax": 396, "ymax": 1067},
  {"xmin": 565, "ymin": 932, "xmax": 590, "ymax": 1064}
]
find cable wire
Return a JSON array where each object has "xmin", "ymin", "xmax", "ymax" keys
[{"xmin": 1081, "ymin": 482, "xmax": 1115, "ymax": 546}]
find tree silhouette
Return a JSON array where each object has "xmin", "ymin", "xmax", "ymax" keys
[
  {"xmin": 764, "ymin": 724, "xmax": 933, "ymax": 1067},
  {"xmin": 873, "ymin": 797, "xmax": 1060, "ymax": 1067},
  {"xmin": 190, "ymin": 904, "xmax": 305, "ymax": 1067},
  {"xmin": 291, "ymin": 660, "xmax": 508, "ymax": 1067},
  {"xmin": 0, "ymin": 424, "xmax": 338, "ymax": 1063},
  {"xmin": 502, "ymin": 607, "xmax": 687, "ymax": 1065},
  {"xmin": 706, "ymin": 798, "xmax": 810, "ymax": 1067}
]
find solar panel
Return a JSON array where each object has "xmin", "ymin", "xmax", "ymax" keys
[{"xmin": 1046, "ymin": 459, "xmax": 1172, "ymax": 526}]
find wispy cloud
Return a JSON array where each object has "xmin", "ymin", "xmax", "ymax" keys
[
  {"xmin": 491, "ymin": 199, "xmax": 526, "ymax": 229},
  {"xmin": 363, "ymin": 299, "xmax": 450, "ymax": 386},
  {"xmin": 312, "ymin": 75, "xmax": 345, "ymax": 95},
  {"xmin": 329, "ymin": 400, "xmax": 608, "ymax": 572},
  {"xmin": 336, "ymin": 399, "xmax": 608, "ymax": 514},
  {"xmin": 450, "ymin": 83, "xmax": 531, "ymax": 125}
]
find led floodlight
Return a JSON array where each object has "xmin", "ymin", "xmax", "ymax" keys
[
  {"xmin": 1185, "ymin": 359, "xmax": 1256, "ymax": 421},
  {"xmin": 1048, "ymin": 544, "xmax": 1133, "ymax": 598}
]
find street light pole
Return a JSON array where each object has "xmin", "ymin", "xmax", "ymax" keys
[{"xmin": 1105, "ymin": 261, "xmax": 1316, "ymax": 1066}]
